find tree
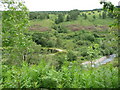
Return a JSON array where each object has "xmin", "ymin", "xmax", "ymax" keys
[
  {"xmin": 67, "ymin": 51, "xmax": 77, "ymax": 61},
  {"xmin": 100, "ymin": 1, "xmax": 119, "ymax": 55},
  {"xmin": 99, "ymin": 13, "xmax": 102, "ymax": 18},
  {"xmin": 32, "ymin": 32, "xmax": 57, "ymax": 47},
  {"xmin": 84, "ymin": 14, "xmax": 87, "ymax": 19},
  {"xmin": 2, "ymin": 0, "xmax": 35, "ymax": 64},
  {"xmin": 46, "ymin": 14, "xmax": 50, "ymax": 19},
  {"xmin": 66, "ymin": 15, "xmax": 70, "ymax": 21},
  {"xmin": 88, "ymin": 13, "xmax": 91, "ymax": 15},
  {"xmin": 93, "ymin": 15, "xmax": 96, "ymax": 19},
  {"xmin": 56, "ymin": 25, "xmax": 68, "ymax": 33},
  {"xmin": 68, "ymin": 9, "xmax": 80, "ymax": 21},
  {"xmin": 102, "ymin": 11, "xmax": 106, "ymax": 19},
  {"xmin": 87, "ymin": 44, "xmax": 100, "ymax": 67},
  {"xmin": 82, "ymin": 13, "xmax": 85, "ymax": 17},
  {"xmin": 55, "ymin": 14, "xmax": 64, "ymax": 24}
]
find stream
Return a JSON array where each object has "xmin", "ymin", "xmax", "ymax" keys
[
  {"xmin": 47, "ymin": 48, "xmax": 117, "ymax": 68},
  {"xmin": 82, "ymin": 54, "xmax": 116, "ymax": 68}
]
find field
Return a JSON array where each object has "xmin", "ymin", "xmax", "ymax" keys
[{"xmin": 1, "ymin": 2, "xmax": 119, "ymax": 89}]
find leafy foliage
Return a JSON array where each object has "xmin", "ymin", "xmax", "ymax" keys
[
  {"xmin": 32, "ymin": 32, "xmax": 56, "ymax": 47},
  {"xmin": 67, "ymin": 50, "xmax": 77, "ymax": 61},
  {"xmin": 1, "ymin": 0, "xmax": 118, "ymax": 89},
  {"xmin": 67, "ymin": 9, "xmax": 80, "ymax": 21},
  {"xmin": 2, "ymin": 61, "xmax": 119, "ymax": 88},
  {"xmin": 55, "ymin": 14, "xmax": 64, "ymax": 24},
  {"xmin": 2, "ymin": 0, "xmax": 36, "ymax": 65}
]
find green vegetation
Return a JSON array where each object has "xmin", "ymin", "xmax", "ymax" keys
[
  {"xmin": 55, "ymin": 14, "xmax": 64, "ymax": 24},
  {"xmin": 1, "ymin": 0, "xmax": 119, "ymax": 89},
  {"xmin": 2, "ymin": 59, "xmax": 118, "ymax": 88}
]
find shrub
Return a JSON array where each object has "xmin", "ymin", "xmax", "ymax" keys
[
  {"xmin": 32, "ymin": 32, "xmax": 57, "ymax": 47},
  {"xmin": 2, "ymin": 60, "xmax": 119, "ymax": 88},
  {"xmin": 102, "ymin": 49, "xmax": 110, "ymax": 56},
  {"xmin": 55, "ymin": 14, "xmax": 64, "ymax": 24},
  {"xmin": 81, "ymin": 51, "xmax": 89, "ymax": 57},
  {"xmin": 76, "ymin": 40, "xmax": 91, "ymax": 46},
  {"xmin": 67, "ymin": 51, "xmax": 77, "ymax": 61},
  {"xmin": 2, "ymin": 1, "xmax": 35, "ymax": 65},
  {"xmin": 84, "ymin": 14, "xmax": 87, "ymax": 19},
  {"xmin": 93, "ymin": 15, "xmax": 96, "ymax": 19},
  {"xmin": 56, "ymin": 25, "xmax": 68, "ymax": 33},
  {"xmin": 102, "ymin": 12, "xmax": 107, "ymax": 19}
]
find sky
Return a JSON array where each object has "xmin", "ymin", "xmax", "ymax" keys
[{"xmin": 24, "ymin": 0, "xmax": 120, "ymax": 11}]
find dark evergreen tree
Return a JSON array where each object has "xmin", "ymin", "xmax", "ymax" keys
[
  {"xmin": 102, "ymin": 12, "xmax": 106, "ymax": 19},
  {"xmin": 93, "ymin": 15, "xmax": 96, "ymax": 19},
  {"xmin": 47, "ymin": 14, "xmax": 50, "ymax": 19},
  {"xmin": 84, "ymin": 14, "xmax": 87, "ymax": 19}
]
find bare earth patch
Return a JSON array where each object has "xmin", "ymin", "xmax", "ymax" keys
[
  {"xmin": 29, "ymin": 24, "xmax": 109, "ymax": 32},
  {"xmin": 29, "ymin": 24, "xmax": 50, "ymax": 31},
  {"xmin": 66, "ymin": 24, "xmax": 109, "ymax": 31}
]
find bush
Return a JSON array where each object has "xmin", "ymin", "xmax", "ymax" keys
[
  {"xmin": 79, "ymin": 33, "xmax": 95, "ymax": 42},
  {"xmin": 67, "ymin": 51, "xmax": 77, "ymax": 61},
  {"xmin": 68, "ymin": 9, "xmax": 79, "ymax": 20},
  {"xmin": 84, "ymin": 14, "xmax": 87, "ymax": 19},
  {"xmin": 102, "ymin": 49, "xmax": 110, "ymax": 56},
  {"xmin": 93, "ymin": 15, "xmax": 96, "ymax": 19},
  {"xmin": 32, "ymin": 32, "xmax": 57, "ymax": 47},
  {"xmin": 55, "ymin": 53, "xmax": 67, "ymax": 71},
  {"xmin": 56, "ymin": 25, "xmax": 68, "ymax": 33},
  {"xmin": 102, "ymin": 12, "xmax": 107, "ymax": 19},
  {"xmin": 55, "ymin": 14, "xmax": 64, "ymax": 24},
  {"xmin": 81, "ymin": 51, "xmax": 89, "ymax": 57},
  {"xmin": 2, "ymin": 60, "xmax": 119, "ymax": 88},
  {"xmin": 76, "ymin": 40, "xmax": 91, "ymax": 46},
  {"xmin": 29, "ymin": 12, "xmax": 49, "ymax": 20}
]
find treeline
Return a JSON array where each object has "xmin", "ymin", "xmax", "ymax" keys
[
  {"xmin": 54, "ymin": 9, "xmax": 80, "ymax": 24},
  {"xmin": 29, "ymin": 9, "xmax": 114, "ymax": 24},
  {"xmin": 29, "ymin": 12, "xmax": 50, "ymax": 20}
]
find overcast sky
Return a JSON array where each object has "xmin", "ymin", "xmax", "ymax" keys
[
  {"xmin": 24, "ymin": 0, "xmax": 120, "ymax": 11},
  {"xmin": 1, "ymin": 0, "xmax": 119, "ymax": 11}
]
